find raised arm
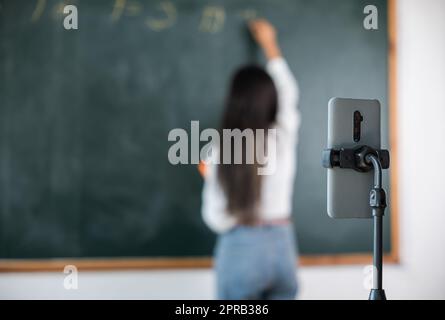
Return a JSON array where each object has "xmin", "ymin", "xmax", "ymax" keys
[{"xmin": 249, "ymin": 19, "xmax": 300, "ymax": 136}]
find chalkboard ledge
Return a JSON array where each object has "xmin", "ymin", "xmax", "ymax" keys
[{"xmin": 0, "ymin": 253, "xmax": 399, "ymax": 272}]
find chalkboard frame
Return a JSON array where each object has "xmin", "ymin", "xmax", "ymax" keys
[{"xmin": 0, "ymin": 0, "xmax": 399, "ymax": 272}]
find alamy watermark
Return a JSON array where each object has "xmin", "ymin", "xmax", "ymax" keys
[
  {"xmin": 363, "ymin": 5, "xmax": 378, "ymax": 30},
  {"xmin": 59, "ymin": 2, "xmax": 379, "ymax": 32},
  {"xmin": 167, "ymin": 121, "xmax": 277, "ymax": 175},
  {"xmin": 363, "ymin": 265, "xmax": 378, "ymax": 290},
  {"xmin": 63, "ymin": 5, "xmax": 78, "ymax": 30},
  {"xmin": 63, "ymin": 265, "xmax": 78, "ymax": 290}
]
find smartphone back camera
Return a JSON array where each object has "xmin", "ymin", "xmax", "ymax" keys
[{"xmin": 353, "ymin": 111, "xmax": 363, "ymax": 142}]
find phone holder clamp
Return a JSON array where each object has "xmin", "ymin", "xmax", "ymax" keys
[{"xmin": 322, "ymin": 145, "xmax": 389, "ymax": 172}]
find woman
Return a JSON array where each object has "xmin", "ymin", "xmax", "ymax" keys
[{"xmin": 201, "ymin": 19, "xmax": 300, "ymax": 300}]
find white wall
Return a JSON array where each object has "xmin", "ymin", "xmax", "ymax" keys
[{"xmin": 1, "ymin": 0, "xmax": 444, "ymax": 300}]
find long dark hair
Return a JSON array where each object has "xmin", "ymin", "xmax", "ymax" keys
[{"xmin": 218, "ymin": 65, "xmax": 278, "ymax": 224}]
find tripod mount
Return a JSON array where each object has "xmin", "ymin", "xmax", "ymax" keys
[{"xmin": 322, "ymin": 145, "xmax": 390, "ymax": 300}]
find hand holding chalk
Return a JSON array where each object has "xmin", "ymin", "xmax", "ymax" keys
[{"xmin": 248, "ymin": 19, "xmax": 281, "ymax": 60}]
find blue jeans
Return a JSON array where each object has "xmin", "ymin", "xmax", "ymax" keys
[{"xmin": 215, "ymin": 224, "xmax": 298, "ymax": 300}]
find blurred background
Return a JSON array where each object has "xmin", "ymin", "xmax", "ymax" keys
[{"xmin": 0, "ymin": 0, "xmax": 444, "ymax": 299}]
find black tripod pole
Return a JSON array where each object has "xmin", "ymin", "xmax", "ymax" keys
[{"xmin": 367, "ymin": 154, "xmax": 387, "ymax": 300}]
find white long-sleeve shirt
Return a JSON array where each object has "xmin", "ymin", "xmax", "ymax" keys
[{"xmin": 201, "ymin": 57, "xmax": 300, "ymax": 234}]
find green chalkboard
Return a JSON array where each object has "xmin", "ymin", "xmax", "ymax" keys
[{"xmin": 0, "ymin": 0, "xmax": 393, "ymax": 263}]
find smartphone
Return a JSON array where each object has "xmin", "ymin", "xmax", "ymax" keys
[{"xmin": 327, "ymin": 97, "xmax": 381, "ymax": 218}]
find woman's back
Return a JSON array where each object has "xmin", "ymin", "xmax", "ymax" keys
[
  {"xmin": 200, "ymin": 19, "xmax": 301, "ymax": 300},
  {"xmin": 202, "ymin": 57, "xmax": 300, "ymax": 233}
]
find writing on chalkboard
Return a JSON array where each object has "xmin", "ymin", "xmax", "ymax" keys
[
  {"xmin": 31, "ymin": 0, "xmax": 47, "ymax": 21},
  {"xmin": 238, "ymin": 9, "xmax": 258, "ymax": 21},
  {"xmin": 30, "ymin": 0, "xmax": 258, "ymax": 33},
  {"xmin": 145, "ymin": 1, "xmax": 177, "ymax": 31},
  {"xmin": 111, "ymin": 0, "xmax": 143, "ymax": 20},
  {"xmin": 199, "ymin": 6, "xmax": 225, "ymax": 33}
]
